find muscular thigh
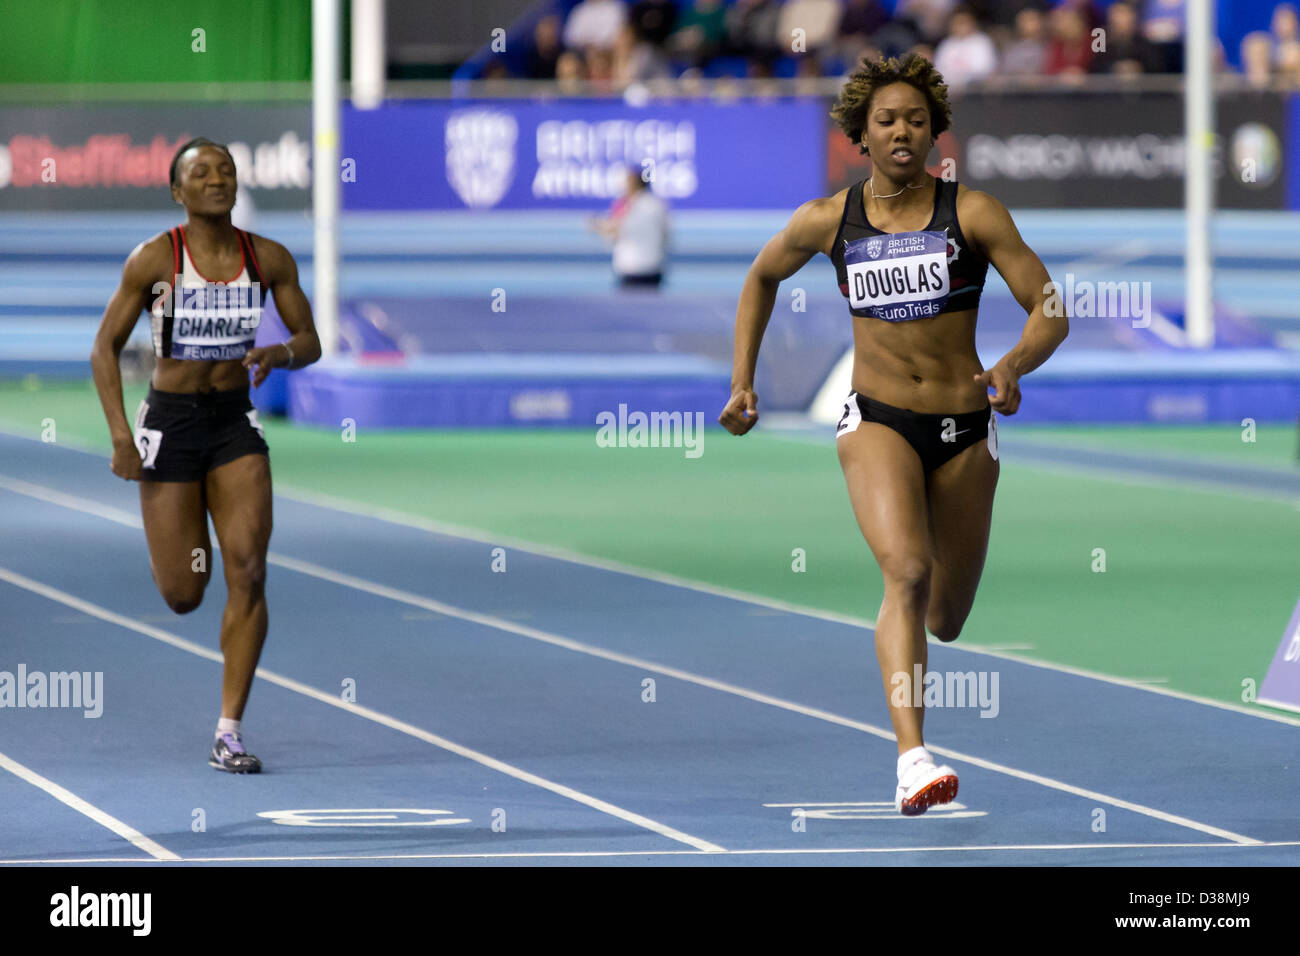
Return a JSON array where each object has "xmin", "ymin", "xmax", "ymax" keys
[
  {"xmin": 139, "ymin": 480, "xmax": 211, "ymax": 588},
  {"xmin": 205, "ymin": 453, "xmax": 272, "ymax": 575},
  {"xmin": 925, "ymin": 429, "xmax": 999, "ymax": 605},
  {"xmin": 837, "ymin": 422, "xmax": 930, "ymax": 576}
]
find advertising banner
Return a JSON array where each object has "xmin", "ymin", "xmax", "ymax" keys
[
  {"xmin": 0, "ymin": 106, "xmax": 311, "ymax": 210},
  {"xmin": 342, "ymin": 98, "xmax": 826, "ymax": 210},
  {"xmin": 826, "ymin": 90, "xmax": 1288, "ymax": 210}
]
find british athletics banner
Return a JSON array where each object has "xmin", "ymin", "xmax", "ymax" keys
[{"xmin": 341, "ymin": 98, "xmax": 826, "ymax": 210}]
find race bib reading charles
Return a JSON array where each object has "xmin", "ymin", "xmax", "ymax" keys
[{"xmin": 843, "ymin": 230, "xmax": 950, "ymax": 322}]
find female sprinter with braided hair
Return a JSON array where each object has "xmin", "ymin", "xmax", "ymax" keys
[
  {"xmin": 91, "ymin": 137, "xmax": 321, "ymax": 773},
  {"xmin": 719, "ymin": 54, "xmax": 1067, "ymax": 814}
]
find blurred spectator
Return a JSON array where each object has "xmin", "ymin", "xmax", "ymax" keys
[
  {"xmin": 585, "ymin": 47, "xmax": 617, "ymax": 92},
  {"xmin": 842, "ymin": 40, "xmax": 885, "ymax": 75},
  {"xmin": 526, "ymin": 14, "xmax": 563, "ymax": 80},
  {"xmin": 1092, "ymin": 1, "xmax": 1160, "ymax": 74},
  {"xmin": 1045, "ymin": 6, "xmax": 1094, "ymax": 76},
  {"xmin": 556, "ymin": 50, "xmax": 586, "ymax": 94},
  {"xmin": 835, "ymin": 0, "xmax": 888, "ymax": 72},
  {"xmin": 587, "ymin": 169, "xmax": 670, "ymax": 289},
  {"xmin": 613, "ymin": 23, "xmax": 672, "ymax": 87},
  {"xmin": 1059, "ymin": 0, "xmax": 1104, "ymax": 34},
  {"xmin": 1142, "ymin": 0, "xmax": 1185, "ymax": 73},
  {"xmin": 897, "ymin": 0, "xmax": 957, "ymax": 45},
  {"xmin": 778, "ymin": 0, "xmax": 843, "ymax": 54},
  {"xmin": 1273, "ymin": 3, "xmax": 1299, "ymax": 40},
  {"xmin": 982, "ymin": 0, "xmax": 1049, "ymax": 30},
  {"xmin": 504, "ymin": 0, "xmax": 1247, "ymax": 87},
  {"xmin": 564, "ymin": 0, "xmax": 627, "ymax": 54},
  {"xmin": 1273, "ymin": 3, "xmax": 1299, "ymax": 67},
  {"xmin": 934, "ymin": 6, "xmax": 997, "ymax": 88},
  {"xmin": 629, "ymin": 0, "xmax": 678, "ymax": 46},
  {"xmin": 668, "ymin": 0, "xmax": 728, "ymax": 69},
  {"xmin": 1212, "ymin": 36, "xmax": 1229, "ymax": 74},
  {"xmin": 726, "ymin": 0, "xmax": 783, "ymax": 67},
  {"xmin": 910, "ymin": 41, "xmax": 937, "ymax": 62},
  {"xmin": 838, "ymin": 0, "xmax": 890, "ymax": 44},
  {"xmin": 1278, "ymin": 39, "xmax": 1300, "ymax": 88},
  {"xmin": 1241, "ymin": 32, "xmax": 1273, "ymax": 88},
  {"xmin": 1000, "ymin": 6, "xmax": 1048, "ymax": 77},
  {"xmin": 868, "ymin": 16, "xmax": 923, "ymax": 59},
  {"xmin": 976, "ymin": 0, "xmax": 1048, "ymax": 49},
  {"xmin": 794, "ymin": 50, "xmax": 826, "ymax": 94},
  {"xmin": 677, "ymin": 67, "xmax": 706, "ymax": 97}
]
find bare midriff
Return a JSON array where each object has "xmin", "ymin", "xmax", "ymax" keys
[
  {"xmin": 848, "ymin": 306, "xmax": 987, "ymax": 414},
  {"xmin": 151, "ymin": 356, "xmax": 252, "ymax": 394}
]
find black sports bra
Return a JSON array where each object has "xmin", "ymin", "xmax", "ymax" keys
[{"xmin": 830, "ymin": 178, "xmax": 988, "ymax": 321}]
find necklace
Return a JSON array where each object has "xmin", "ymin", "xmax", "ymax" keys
[{"xmin": 869, "ymin": 176, "xmax": 927, "ymax": 199}]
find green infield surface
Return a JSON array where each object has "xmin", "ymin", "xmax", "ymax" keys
[{"xmin": 2, "ymin": 377, "xmax": 1297, "ymax": 715}]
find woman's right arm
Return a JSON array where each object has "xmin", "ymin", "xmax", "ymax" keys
[
  {"xmin": 719, "ymin": 197, "xmax": 839, "ymax": 436},
  {"xmin": 90, "ymin": 238, "xmax": 166, "ymax": 479}
]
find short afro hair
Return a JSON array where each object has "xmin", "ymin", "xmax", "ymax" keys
[
  {"xmin": 830, "ymin": 52, "xmax": 953, "ymax": 156},
  {"xmin": 169, "ymin": 137, "xmax": 234, "ymax": 187}
]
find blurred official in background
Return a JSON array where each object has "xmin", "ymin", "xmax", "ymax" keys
[{"xmin": 587, "ymin": 168, "xmax": 670, "ymax": 288}]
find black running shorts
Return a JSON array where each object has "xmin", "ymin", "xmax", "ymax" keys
[
  {"xmin": 132, "ymin": 385, "xmax": 269, "ymax": 483},
  {"xmin": 835, "ymin": 391, "xmax": 997, "ymax": 473}
]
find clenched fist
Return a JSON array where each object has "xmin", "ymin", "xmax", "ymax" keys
[
  {"xmin": 110, "ymin": 437, "xmax": 143, "ymax": 481},
  {"xmin": 719, "ymin": 388, "xmax": 760, "ymax": 436}
]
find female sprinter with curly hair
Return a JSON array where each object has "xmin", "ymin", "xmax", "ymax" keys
[
  {"xmin": 719, "ymin": 54, "xmax": 1067, "ymax": 814},
  {"xmin": 91, "ymin": 137, "xmax": 321, "ymax": 773}
]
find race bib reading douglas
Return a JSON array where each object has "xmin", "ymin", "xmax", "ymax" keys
[{"xmin": 844, "ymin": 230, "xmax": 950, "ymax": 322}]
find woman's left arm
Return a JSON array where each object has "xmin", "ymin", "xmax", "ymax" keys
[
  {"xmin": 963, "ymin": 190, "xmax": 1069, "ymax": 415},
  {"xmin": 241, "ymin": 236, "xmax": 322, "ymax": 386}
]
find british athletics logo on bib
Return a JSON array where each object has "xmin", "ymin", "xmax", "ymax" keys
[{"xmin": 844, "ymin": 230, "xmax": 950, "ymax": 322}]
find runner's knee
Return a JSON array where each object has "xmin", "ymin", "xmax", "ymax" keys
[
  {"xmin": 223, "ymin": 550, "xmax": 267, "ymax": 596},
  {"xmin": 881, "ymin": 556, "xmax": 932, "ymax": 609}
]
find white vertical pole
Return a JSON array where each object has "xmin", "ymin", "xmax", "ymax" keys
[
  {"xmin": 313, "ymin": 0, "xmax": 341, "ymax": 358},
  {"xmin": 351, "ymin": 0, "xmax": 385, "ymax": 111},
  {"xmin": 1184, "ymin": 0, "xmax": 1215, "ymax": 348}
]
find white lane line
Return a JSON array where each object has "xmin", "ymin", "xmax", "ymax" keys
[
  {"xmin": 272, "ymin": 483, "xmax": 887, "ymax": 632},
  {"xmin": 1060, "ymin": 238, "xmax": 1152, "ymax": 277},
  {"xmin": 0, "ymin": 751, "xmax": 179, "ymax": 862},
  {"xmin": 0, "ymin": 476, "xmax": 1274, "ymax": 845},
  {"xmin": 1000, "ymin": 454, "xmax": 1300, "ymax": 507},
  {"xmin": 767, "ymin": 427, "xmax": 1300, "ymax": 507},
  {"xmin": 0, "ymin": 566, "xmax": 724, "ymax": 854},
  {"xmin": 1000, "ymin": 433, "xmax": 1300, "ymax": 478},
  {"xmin": 952, "ymin": 643, "xmax": 1300, "ymax": 727},
  {"xmin": 263, "ymin": 554, "xmax": 1269, "ymax": 845},
  {"xmin": 0, "ymin": 436, "xmax": 882, "ymax": 633},
  {"xmin": 0, "ymin": 473, "xmax": 144, "ymax": 527},
  {"xmin": 3, "ymin": 460, "xmax": 1298, "ymax": 731},
  {"xmin": 764, "ymin": 802, "xmax": 894, "ymax": 807},
  {"xmin": 3, "ymin": 841, "xmax": 1299, "ymax": 865}
]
